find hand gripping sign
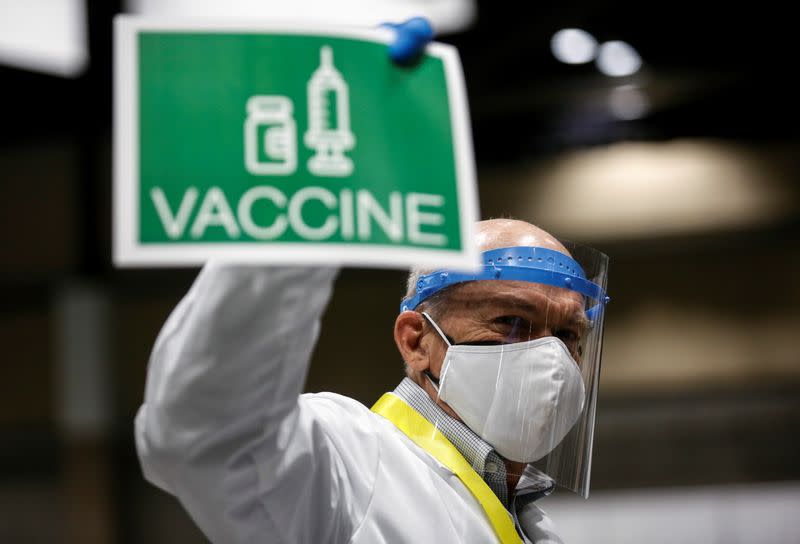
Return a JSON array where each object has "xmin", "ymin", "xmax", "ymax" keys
[{"xmin": 114, "ymin": 17, "xmax": 479, "ymax": 269}]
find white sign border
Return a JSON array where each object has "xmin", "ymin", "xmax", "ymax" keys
[{"xmin": 114, "ymin": 15, "xmax": 480, "ymax": 270}]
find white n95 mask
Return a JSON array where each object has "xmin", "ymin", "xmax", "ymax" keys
[{"xmin": 422, "ymin": 312, "xmax": 586, "ymax": 464}]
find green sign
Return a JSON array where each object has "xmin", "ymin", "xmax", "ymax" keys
[{"xmin": 114, "ymin": 17, "xmax": 479, "ymax": 268}]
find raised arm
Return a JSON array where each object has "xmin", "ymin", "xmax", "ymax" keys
[{"xmin": 135, "ymin": 264, "xmax": 355, "ymax": 543}]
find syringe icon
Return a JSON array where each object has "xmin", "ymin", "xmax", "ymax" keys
[{"xmin": 305, "ymin": 46, "xmax": 356, "ymax": 177}]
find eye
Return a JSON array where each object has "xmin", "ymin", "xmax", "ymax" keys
[
  {"xmin": 493, "ymin": 315, "xmax": 530, "ymax": 330},
  {"xmin": 554, "ymin": 328, "xmax": 584, "ymax": 359},
  {"xmin": 491, "ymin": 315, "xmax": 535, "ymax": 342},
  {"xmin": 554, "ymin": 328, "xmax": 579, "ymax": 343},
  {"xmin": 494, "ymin": 315, "xmax": 514, "ymax": 325}
]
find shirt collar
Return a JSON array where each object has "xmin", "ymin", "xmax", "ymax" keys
[
  {"xmin": 393, "ymin": 377, "xmax": 510, "ymax": 505},
  {"xmin": 392, "ymin": 378, "xmax": 556, "ymax": 506}
]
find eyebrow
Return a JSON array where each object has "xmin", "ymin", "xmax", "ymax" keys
[
  {"xmin": 566, "ymin": 312, "xmax": 591, "ymax": 333},
  {"xmin": 469, "ymin": 292, "xmax": 587, "ymax": 328},
  {"xmin": 452, "ymin": 291, "xmax": 535, "ymax": 314},
  {"xmin": 475, "ymin": 293, "xmax": 542, "ymax": 313}
]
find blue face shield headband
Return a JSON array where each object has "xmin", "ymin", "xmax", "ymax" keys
[{"xmin": 400, "ymin": 246, "xmax": 610, "ymax": 321}]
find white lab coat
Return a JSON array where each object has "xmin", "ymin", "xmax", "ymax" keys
[{"xmin": 135, "ymin": 263, "xmax": 563, "ymax": 543}]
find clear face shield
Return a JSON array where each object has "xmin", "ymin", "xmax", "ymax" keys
[{"xmin": 400, "ymin": 244, "xmax": 609, "ymax": 498}]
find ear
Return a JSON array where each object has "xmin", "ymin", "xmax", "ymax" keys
[{"xmin": 394, "ymin": 310, "xmax": 430, "ymax": 372}]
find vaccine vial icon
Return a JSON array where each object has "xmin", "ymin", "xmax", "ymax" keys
[
  {"xmin": 305, "ymin": 46, "xmax": 356, "ymax": 177},
  {"xmin": 245, "ymin": 95, "xmax": 297, "ymax": 175}
]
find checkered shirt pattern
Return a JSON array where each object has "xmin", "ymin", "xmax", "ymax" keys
[{"xmin": 393, "ymin": 377, "xmax": 511, "ymax": 507}]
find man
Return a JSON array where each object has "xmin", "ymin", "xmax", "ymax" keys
[{"xmin": 136, "ymin": 218, "xmax": 610, "ymax": 543}]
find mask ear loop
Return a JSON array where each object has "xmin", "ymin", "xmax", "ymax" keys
[
  {"xmin": 421, "ymin": 312, "xmax": 451, "ymax": 347},
  {"xmin": 420, "ymin": 312, "xmax": 452, "ymax": 393}
]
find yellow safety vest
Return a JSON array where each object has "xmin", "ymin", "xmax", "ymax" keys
[{"xmin": 371, "ymin": 393, "xmax": 524, "ymax": 544}]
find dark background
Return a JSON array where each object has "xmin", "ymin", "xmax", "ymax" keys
[{"xmin": 1, "ymin": 1, "xmax": 798, "ymax": 542}]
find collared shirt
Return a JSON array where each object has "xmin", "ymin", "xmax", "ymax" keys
[
  {"xmin": 393, "ymin": 378, "xmax": 557, "ymax": 513},
  {"xmin": 394, "ymin": 377, "xmax": 513, "ymax": 506}
]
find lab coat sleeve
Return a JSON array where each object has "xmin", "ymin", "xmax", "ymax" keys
[{"xmin": 134, "ymin": 263, "xmax": 366, "ymax": 544}]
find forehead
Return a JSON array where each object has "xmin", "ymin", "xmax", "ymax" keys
[{"xmin": 443, "ymin": 279, "xmax": 585, "ymax": 315}]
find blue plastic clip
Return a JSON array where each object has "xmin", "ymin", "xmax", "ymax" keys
[{"xmin": 382, "ymin": 17, "xmax": 435, "ymax": 64}]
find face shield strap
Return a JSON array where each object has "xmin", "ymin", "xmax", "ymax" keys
[{"xmin": 400, "ymin": 246, "xmax": 610, "ymax": 320}]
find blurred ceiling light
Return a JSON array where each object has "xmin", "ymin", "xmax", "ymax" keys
[
  {"xmin": 482, "ymin": 141, "xmax": 796, "ymax": 241},
  {"xmin": 609, "ymin": 84, "xmax": 650, "ymax": 120},
  {"xmin": 0, "ymin": 0, "xmax": 87, "ymax": 77},
  {"xmin": 596, "ymin": 40, "xmax": 641, "ymax": 77},
  {"xmin": 550, "ymin": 28, "xmax": 598, "ymax": 64},
  {"xmin": 125, "ymin": 0, "xmax": 477, "ymax": 34}
]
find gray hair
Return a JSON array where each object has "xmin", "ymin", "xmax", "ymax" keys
[
  {"xmin": 400, "ymin": 266, "xmax": 455, "ymax": 377},
  {"xmin": 403, "ymin": 266, "xmax": 456, "ymax": 319}
]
